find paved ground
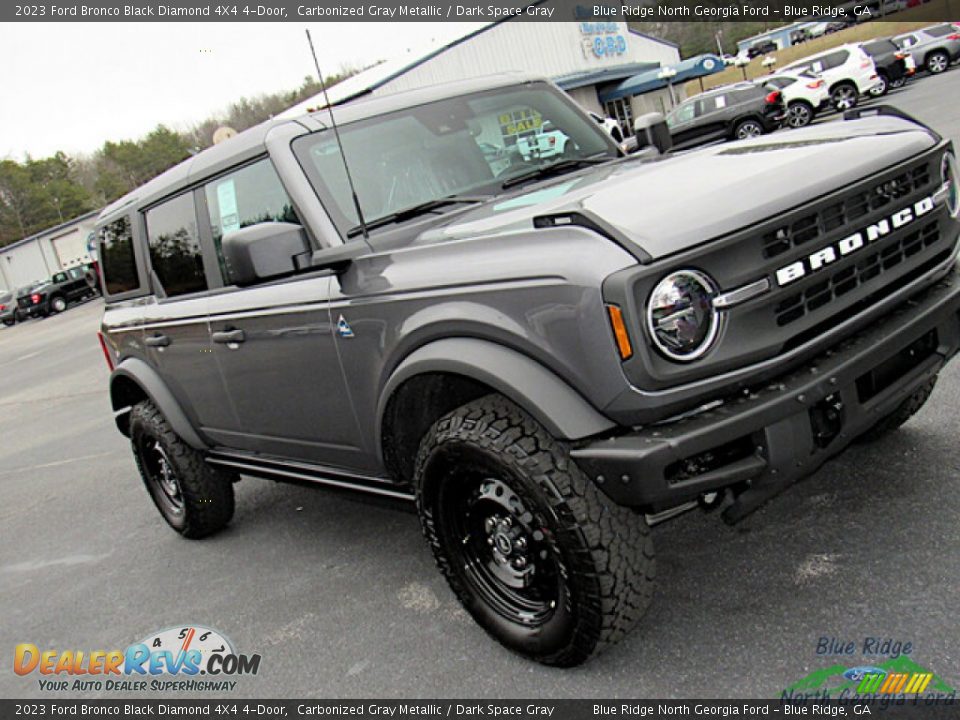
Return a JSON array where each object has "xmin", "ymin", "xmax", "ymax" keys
[{"xmin": 1, "ymin": 69, "xmax": 959, "ymax": 700}]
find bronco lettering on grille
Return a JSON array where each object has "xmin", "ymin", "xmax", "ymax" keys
[{"xmin": 775, "ymin": 196, "xmax": 936, "ymax": 287}]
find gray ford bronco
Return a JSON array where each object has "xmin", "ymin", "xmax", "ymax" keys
[{"xmin": 97, "ymin": 75, "xmax": 960, "ymax": 666}]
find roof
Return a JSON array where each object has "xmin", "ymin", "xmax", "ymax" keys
[
  {"xmin": 736, "ymin": 22, "xmax": 818, "ymax": 48},
  {"xmin": 600, "ymin": 54, "xmax": 727, "ymax": 103},
  {"xmin": 554, "ymin": 62, "xmax": 661, "ymax": 91},
  {"xmin": 1, "ymin": 210, "xmax": 100, "ymax": 254},
  {"xmin": 100, "ymin": 73, "xmax": 549, "ymax": 221},
  {"xmin": 282, "ymin": 11, "xmax": 680, "ymax": 116}
]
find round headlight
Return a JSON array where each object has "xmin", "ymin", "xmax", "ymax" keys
[
  {"xmin": 646, "ymin": 270, "xmax": 720, "ymax": 362},
  {"xmin": 943, "ymin": 152, "xmax": 959, "ymax": 219}
]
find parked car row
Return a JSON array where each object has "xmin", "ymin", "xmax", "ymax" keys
[
  {"xmin": 670, "ymin": 23, "xmax": 957, "ymax": 150},
  {"xmin": 0, "ymin": 263, "xmax": 100, "ymax": 327}
]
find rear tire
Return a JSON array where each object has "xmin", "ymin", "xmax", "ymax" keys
[
  {"xmin": 414, "ymin": 395, "xmax": 654, "ymax": 667},
  {"xmin": 130, "ymin": 400, "xmax": 236, "ymax": 538},
  {"xmin": 859, "ymin": 376, "xmax": 937, "ymax": 442},
  {"xmin": 831, "ymin": 82, "xmax": 859, "ymax": 111},
  {"xmin": 2, "ymin": 319, "xmax": 13, "ymax": 327},
  {"xmin": 734, "ymin": 119, "xmax": 764, "ymax": 140},
  {"xmin": 926, "ymin": 50, "xmax": 949, "ymax": 74},
  {"xmin": 786, "ymin": 101, "xmax": 814, "ymax": 128},
  {"xmin": 50, "ymin": 296, "xmax": 67, "ymax": 313}
]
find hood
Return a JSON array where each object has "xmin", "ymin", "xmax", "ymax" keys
[{"xmin": 419, "ymin": 116, "xmax": 938, "ymax": 260}]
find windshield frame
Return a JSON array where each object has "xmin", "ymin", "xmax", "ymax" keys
[{"xmin": 291, "ymin": 81, "xmax": 620, "ymax": 242}]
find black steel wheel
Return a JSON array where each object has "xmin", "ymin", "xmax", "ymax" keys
[
  {"xmin": 415, "ymin": 395, "xmax": 654, "ymax": 667},
  {"xmin": 130, "ymin": 400, "xmax": 236, "ymax": 538}
]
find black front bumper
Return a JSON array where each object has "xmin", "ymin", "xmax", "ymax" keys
[{"xmin": 573, "ymin": 270, "xmax": 960, "ymax": 517}]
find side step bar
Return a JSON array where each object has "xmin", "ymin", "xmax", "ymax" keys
[{"xmin": 206, "ymin": 452, "xmax": 415, "ymax": 502}]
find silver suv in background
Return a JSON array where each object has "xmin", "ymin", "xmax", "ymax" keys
[{"xmin": 893, "ymin": 24, "xmax": 960, "ymax": 75}]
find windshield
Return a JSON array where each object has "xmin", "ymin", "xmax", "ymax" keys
[{"xmin": 293, "ymin": 83, "xmax": 617, "ymax": 237}]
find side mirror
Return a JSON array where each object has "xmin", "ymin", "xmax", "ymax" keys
[
  {"xmin": 633, "ymin": 112, "xmax": 673, "ymax": 156},
  {"xmin": 221, "ymin": 222, "xmax": 311, "ymax": 286}
]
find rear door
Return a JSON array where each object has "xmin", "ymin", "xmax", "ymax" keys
[{"xmin": 139, "ymin": 191, "xmax": 234, "ymax": 435}]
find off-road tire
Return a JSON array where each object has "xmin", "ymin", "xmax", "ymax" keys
[
  {"xmin": 130, "ymin": 400, "xmax": 235, "ymax": 538},
  {"xmin": 414, "ymin": 394, "xmax": 654, "ymax": 667},
  {"xmin": 860, "ymin": 376, "xmax": 937, "ymax": 441}
]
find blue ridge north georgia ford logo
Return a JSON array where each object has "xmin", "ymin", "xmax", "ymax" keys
[{"xmin": 775, "ymin": 195, "xmax": 935, "ymax": 287}]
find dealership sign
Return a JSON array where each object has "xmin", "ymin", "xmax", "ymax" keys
[{"xmin": 579, "ymin": 22, "xmax": 627, "ymax": 60}]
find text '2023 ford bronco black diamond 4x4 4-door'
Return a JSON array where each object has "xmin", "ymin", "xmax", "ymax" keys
[{"xmin": 96, "ymin": 75, "xmax": 960, "ymax": 666}]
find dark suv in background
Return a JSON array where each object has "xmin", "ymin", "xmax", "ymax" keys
[
  {"xmin": 860, "ymin": 38, "xmax": 911, "ymax": 95},
  {"xmin": 666, "ymin": 82, "xmax": 785, "ymax": 149}
]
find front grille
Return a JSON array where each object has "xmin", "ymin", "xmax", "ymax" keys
[
  {"xmin": 774, "ymin": 221, "xmax": 941, "ymax": 326},
  {"xmin": 762, "ymin": 162, "xmax": 932, "ymax": 259}
]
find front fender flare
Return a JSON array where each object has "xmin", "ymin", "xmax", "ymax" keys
[
  {"xmin": 110, "ymin": 358, "xmax": 209, "ymax": 450},
  {"xmin": 376, "ymin": 338, "xmax": 616, "ymax": 447}
]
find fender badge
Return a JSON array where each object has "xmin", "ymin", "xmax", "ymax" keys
[{"xmin": 337, "ymin": 315, "xmax": 355, "ymax": 338}]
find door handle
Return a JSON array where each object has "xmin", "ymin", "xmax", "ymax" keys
[
  {"xmin": 144, "ymin": 334, "xmax": 170, "ymax": 347},
  {"xmin": 212, "ymin": 328, "xmax": 246, "ymax": 344}
]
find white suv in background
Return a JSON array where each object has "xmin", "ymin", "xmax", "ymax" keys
[
  {"xmin": 759, "ymin": 71, "xmax": 831, "ymax": 128},
  {"xmin": 783, "ymin": 44, "xmax": 883, "ymax": 111}
]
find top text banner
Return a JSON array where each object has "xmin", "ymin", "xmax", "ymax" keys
[{"xmin": 3, "ymin": 0, "xmax": 958, "ymax": 22}]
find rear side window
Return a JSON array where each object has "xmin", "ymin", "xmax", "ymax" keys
[
  {"xmin": 99, "ymin": 216, "xmax": 140, "ymax": 295},
  {"xmin": 203, "ymin": 158, "xmax": 299, "ymax": 282},
  {"xmin": 864, "ymin": 40, "xmax": 897, "ymax": 55},
  {"xmin": 145, "ymin": 193, "xmax": 207, "ymax": 298},
  {"xmin": 926, "ymin": 25, "xmax": 957, "ymax": 38}
]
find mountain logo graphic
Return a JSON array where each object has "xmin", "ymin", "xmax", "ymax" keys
[{"xmin": 783, "ymin": 656, "xmax": 956, "ymax": 698}]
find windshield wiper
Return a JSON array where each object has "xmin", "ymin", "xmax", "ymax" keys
[
  {"xmin": 500, "ymin": 156, "xmax": 612, "ymax": 190},
  {"xmin": 346, "ymin": 195, "xmax": 488, "ymax": 237}
]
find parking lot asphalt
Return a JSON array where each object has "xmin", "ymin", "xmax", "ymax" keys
[{"xmin": 2, "ymin": 69, "xmax": 959, "ymax": 700}]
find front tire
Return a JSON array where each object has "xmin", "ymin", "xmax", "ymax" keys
[
  {"xmin": 859, "ymin": 376, "xmax": 938, "ymax": 441},
  {"xmin": 869, "ymin": 73, "xmax": 889, "ymax": 97},
  {"xmin": 926, "ymin": 51, "xmax": 949, "ymax": 74},
  {"xmin": 414, "ymin": 395, "xmax": 654, "ymax": 667},
  {"xmin": 2, "ymin": 319, "xmax": 13, "ymax": 327},
  {"xmin": 130, "ymin": 400, "xmax": 236, "ymax": 538}
]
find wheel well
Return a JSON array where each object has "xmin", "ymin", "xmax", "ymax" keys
[
  {"xmin": 111, "ymin": 375, "xmax": 149, "ymax": 436},
  {"xmin": 829, "ymin": 80, "xmax": 856, "ymax": 93},
  {"xmin": 788, "ymin": 99, "xmax": 813, "ymax": 109},
  {"xmin": 925, "ymin": 48, "xmax": 949, "ymax": 63},
  {"xmin": 381, "ymin": 372, "xmax": 493, "ymax": 486}
]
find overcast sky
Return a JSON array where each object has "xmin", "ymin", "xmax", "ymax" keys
[{"xmin": 0, "ymin": 22, "xmax": 486, "ymax": 160}]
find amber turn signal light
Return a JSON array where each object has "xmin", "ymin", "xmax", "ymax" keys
[{"xmin": 606, "ymin": 305, "xmax": 633, "ymax": 361}]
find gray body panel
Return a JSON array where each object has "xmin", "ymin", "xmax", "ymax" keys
[{"xmin": 98, "ymin": 76, "xmax": 956, "ymax": 492}]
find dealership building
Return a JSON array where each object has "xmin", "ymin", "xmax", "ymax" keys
[
  {"xmin": 283, "ymin": 20, "xmax": 720, "ymax": 136},
  {"xmin": 0, "ymin": 211, "xmax": 98, "ymax": 292}
]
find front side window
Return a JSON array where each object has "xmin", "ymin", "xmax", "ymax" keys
[
  {"xmin": 668, "ymin": 101, "xmax": 696, "ymax": 125},
  {"xmin": 293, "ymin": 83, "xmax": 616, "ymax": 239},
  {"xmin": 99, "ymin": 216, "xmax": 140, "ymax": 295},
  {"xmin": 145, "ymin": 193, "xmax": 207, "ymax": 298},
  {"xmin": 204, "ymin": 158, "xmax": 299, "ymax": 282}
]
